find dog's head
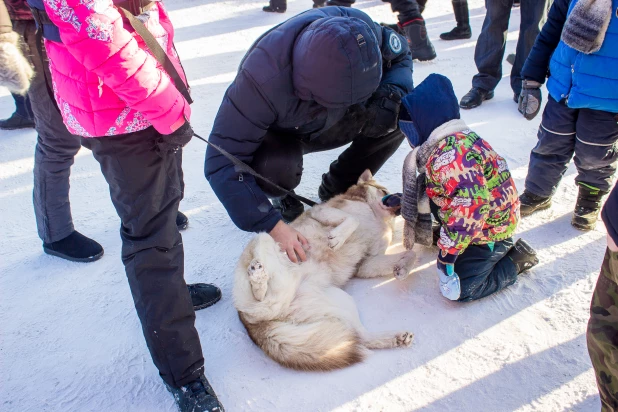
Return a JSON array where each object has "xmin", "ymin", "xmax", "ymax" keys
[{"xmin": 342, "ymin": 169, "xmax": 389, "ymax": 204}]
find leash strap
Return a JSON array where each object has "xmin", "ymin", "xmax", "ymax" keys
[{"xmin": 194, "ymin": 133, "xmax": 317, "ymax": 207}]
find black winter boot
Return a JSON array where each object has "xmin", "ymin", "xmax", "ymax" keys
[
  {"xmin": 166, "ymin": 375, "xmax": 224, "ymax": 412},
  {"xmin": 262, "ymin": 0, "xmax": 286, "ymax": 13},
  {"xmin": 43, "ymin": 231, "xmax": 104, "ymax": 263},
  {"xmin": 188, "ymin": 283, "xmax": 222, "ymax": 311},
  {"xmin": 177, "ymin": 211, "xmax": 189, "ymax": 231},
  {"xmin": 0, "ymin": 112, "xmax": 35, "ymax": 130},
  {"xmin": 572, "ymin": 185, "xmax": 608, "ymax": 231},
  {"xmin": 519, "ymin": 190, "xmax": 552, "ymax": 217},
  {"xmin": 273, "ymin": 194, "xmax": 304, "ymax": 223},
  {"xmin": 459, "ymin": 87, "xmax": 494, "ymax": 109},
  {"xmin": 506, "ymin": 239, "xmax": 539, "ymax": 274},
  {"xmin": 402, "ymin": 21, "xmax": 437, "ymax": 61},
  {"xmin": 440, "ymin": 1, "xmax": 471, "ymax": 40}
]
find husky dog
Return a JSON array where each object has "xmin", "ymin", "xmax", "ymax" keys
[{"xmin": 233, "ymin": 170, "xmax": 416, "ymax": 371}]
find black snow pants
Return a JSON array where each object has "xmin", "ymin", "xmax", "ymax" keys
[
  {"xmin": 81, "ymin": 128, "xmax": 204, "ymax": 388},
  {"xmin": 525, "ymin": 96, "xmax": 618, "ymax": 198},
  {"xmin": 322, "ymin": 0, "xmax": 424, "ymax": 23},
  {"xmin": 251, "ymin": 105, "xmax": 405, "ymax": 198},
  {"xmin": 13, "ymin": 19, "xmax": 82, "ymax": 244}
]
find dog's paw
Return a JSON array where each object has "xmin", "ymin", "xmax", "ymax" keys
[
  {"xmin": 393, "ymin": 252, "xmax": 415, "ymax": 280},
  {"xmin": 327, "ymin": 230, "xmax": 345, "ymax": 251},
  {"xmin": 248, "ymin": 259, "xmax": 269, "ymax": 301},
  {"xmin": 395, "ymin": 332, "xmax": 414, "ymax": 348}
]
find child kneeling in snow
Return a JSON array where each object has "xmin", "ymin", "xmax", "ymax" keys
[{"xmin": 385, "ymin": 74, "xmax": 539, "ymax": 301}]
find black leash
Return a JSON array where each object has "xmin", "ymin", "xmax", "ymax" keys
[{"xmin": 194, "ymin": 133, "xmax": 317, "ymax": 207}]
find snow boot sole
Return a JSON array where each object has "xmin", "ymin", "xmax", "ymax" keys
[{"xmin": 43, "ymin": 247, "xmax": 104, "ymax": 263}]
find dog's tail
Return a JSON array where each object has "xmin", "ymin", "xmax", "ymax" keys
[{"xmin": 239, "ymin": 313, "xmax": 366, "ymax": 371}]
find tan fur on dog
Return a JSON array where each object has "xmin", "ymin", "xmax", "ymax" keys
[{"xmin": 234, "ymin": 170, "xmax": 415, "ymax": 371}]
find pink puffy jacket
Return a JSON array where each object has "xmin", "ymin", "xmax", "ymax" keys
[{"xmin": 43, "ymin": 0, "xmax": 190, "ymax": 137}]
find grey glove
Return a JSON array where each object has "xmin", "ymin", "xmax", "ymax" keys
[{"xmin": 518, "ymin": 79, "xmax": 542, "ymax": 121}]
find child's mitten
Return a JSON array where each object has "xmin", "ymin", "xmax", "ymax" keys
[
  {"xmin": 518, "ymin": 79, "xmax": 542, "ymax": 121},
  {"xmin": 437, "ymin": 250, "xmax": 460, "ymax": 301}
]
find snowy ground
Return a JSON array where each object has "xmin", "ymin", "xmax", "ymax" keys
[{"xmin": 0, "ymin": 0, "xmax": 606, "ymax": 411}]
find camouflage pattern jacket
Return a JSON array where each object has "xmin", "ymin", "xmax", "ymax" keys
[{"xmin": 425, "ymin": 123, "xmax": 520, "ymax": 258}]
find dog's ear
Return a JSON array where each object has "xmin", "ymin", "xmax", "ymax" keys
[{"xmin": 358, "ymin": 169, "xmax": 373, "ymax": 184}]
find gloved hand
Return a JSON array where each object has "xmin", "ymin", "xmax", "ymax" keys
[
  {"xmin": 381, "ymin": 193, "xmax": 402, "ymax": 216},
  {"xmin": 157, "ymin": 120, "xmax": 194, "ymax": 154},
  {"xmin": 437, "ymin": 250, "xmax": 461, "ymax": 301},
  {"xmin": 518, "ymin": 79, "xmax": 542, "ymax": 121},
  {"xmin": 362, "ymin": 89, "xmax": 402, "ymax": 138}
]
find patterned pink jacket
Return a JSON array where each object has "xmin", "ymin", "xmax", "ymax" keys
[{"xmin": 43, "ymin": 0, "xmax": 190, "ymax": 137}]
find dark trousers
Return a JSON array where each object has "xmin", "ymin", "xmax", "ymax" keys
[
  {"xmin": 455, "ymin": 238, "xmax": 519, "ymax": 301},
  {"xmin": 318, "ymin": 0, "xmax": 423, "ymax": 23},
  {"xmin": 13, "ymin": 20, "xmax": 83, "ymax": 243},
  {"xmin": 472, "ymin": 0, "xmax": 548, "ymax": 95},
  {"xmin": 252, "ymin": 107, "xmax": 405, "ymax": 197},
  {"xmin": 587, "ymin": 248, "xmax": 618, "ymax": 412},
  {"xmin": 81, "ymin": 128, "xmax": 203, "ymax": 388},
  {"xmin": 525, "ymin": 96, "xmax": 618, "ymax": 197},
  {"xmin": 10, "ymin": 92, "xmax": 33, "ymax": 120}
]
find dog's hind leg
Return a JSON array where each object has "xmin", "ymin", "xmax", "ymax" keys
[
  {"xmin": 363, "ymin": 331, "xmax": 414, "ymax": 349},
  {"xmin": 310, "ymin": 206, "xmax": 359, "ymax": 251},
  {"xmin": 248, "ymin": 259, "xmax": 269, "ymax": 301},
  {"xmin": 356, "ymin": 250, "xmax": 416, "ymax": 280}
]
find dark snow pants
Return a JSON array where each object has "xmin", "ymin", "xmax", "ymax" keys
[
  {"xmin": 13, "ymin": 19, "xmax": 82, "ymax": 244},
  {"xmin": 525, "ymin": 96, "xmax": 618, "ymax": 198},
  {"xmin": 323, "ymin": 0, "xmax": 424, "ymax": 23},
  {"xmin": 454, "ymin": 239, "xmax": 519, "ymax": 301},
  {"xmin": 81, "ymin": 128, "xmax": 203, "ymax": 388},
  {"xmin": 251, "ymin": 106, "xmax": 406, "ymax": 198},
  {"xmin": 472, "ymin": 0, "xmax": 548, "ymax": 95}
]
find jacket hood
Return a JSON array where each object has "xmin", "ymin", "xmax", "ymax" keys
[
  {"xmin": 293, "ymin": 16, "xmax": 382, "ymax": 108},
  {"xmin": 398, "ymin": 73, "xmax": 460, "ymax": 147}
]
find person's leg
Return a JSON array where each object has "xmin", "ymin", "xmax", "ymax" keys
[
  {"xmin": 471, "ymin": 0, "xmax": 514, "ymax": 93},
  {"xmin": 454, "ymin": 239, "xmax": 519, "ymax": 301},
  {"xmin": 587, "ymin": 248, "xmax": 618, "ymax": 412},
  {"xmin": 262, "ymin": 0, "xmax": 286, "ymax": 13},
  {"xmin": 524, "ymin": 96, "xmax": 578, "ymax": 198},
  {"xmin": 0, "ymin": 93, "xmax": 35, "ymax": 129},
  {"xmin": 81, "ymin": 128, "xmax": 204, "ymax": 388},
  {"xmin": 573, "ymin": 110, "xmax": 618, "ymax": 195},
  {"xmin": 316, "ymin": 127, "xmax": 406, "ymax": 200},
  {"xmin": 389, "ymin": 0, "xmax": 436, "ymax": 61},
  {"xmin": 511, "ymin": 0, "xmax": 549, "ymax": 96},
  {"xmin": 22, "ymin": 21, "xmax": 84, "ymax": 245},
  {"xmin": 440, "ymin": 0, "xmax": 472, "ymax": 41},
  {"xmin": 388, "ymin": 0, "xmax": 422, "ymax": 22},
  {"xmin": 569, "ymin": 110, "xmax": 618, "ymax": 230}
]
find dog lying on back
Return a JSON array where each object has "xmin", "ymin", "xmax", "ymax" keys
[{"xmin": 233, "ymin": 170, "xmax": 416, "ymax": 371}]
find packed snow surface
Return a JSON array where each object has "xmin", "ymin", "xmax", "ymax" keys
[{"xmin": 0, "ymin": 0, "xmax": 604, "ymax": 410}]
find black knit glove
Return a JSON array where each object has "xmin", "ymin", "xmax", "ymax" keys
[
  {"xmin": 362, "ymin": 89, "xmax": 402, "ymax": 138},
  {"xmin": 157, "ymin": 121, "xmax": 194, "ymax": 154},
  {"xmin": 518, "ymin": 79, "xmax": 542, "ymax": 121}
]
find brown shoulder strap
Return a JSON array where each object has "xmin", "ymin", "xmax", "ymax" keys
[{"xmin": 118, "ymin": 6, "xmax": 193, "ymax": 105}]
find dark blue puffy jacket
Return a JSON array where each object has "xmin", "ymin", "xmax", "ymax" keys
[
  {"xmin": 521, "ymin": 0, "xmax": 618, "ymax": 113},
  {"xmin": 205, "ymin": 7, "xmax": 413, "ymax": 233}
]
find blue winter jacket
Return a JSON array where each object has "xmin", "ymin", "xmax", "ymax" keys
[
  {"xmin": 205, "ymin": 7, "xmax": 413, "ymax": 233},
  {"xmin": 521, "ymin": 0, "xmax": 618, "ymax": 113}
]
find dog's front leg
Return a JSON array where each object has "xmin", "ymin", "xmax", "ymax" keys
[{"xmin": 311, "ymin": 206, "xmax": 359, "ymax": 251}]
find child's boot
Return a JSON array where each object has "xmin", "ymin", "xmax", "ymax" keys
[
  {"xmin": 572, "ymin": 184, "xmax": 608, "ymax": 231},
  {"xmin": 519, "ymin": 190, "xmax": 552, "ymax": 216},
  {"xmin": 506, "ymin": 239, "xmax": 539, "ymax": 274}
]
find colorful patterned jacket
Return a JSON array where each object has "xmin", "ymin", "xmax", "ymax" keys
[{"xmin": 425, "ymin": 120, "xmax": 520, "ymax": 258}]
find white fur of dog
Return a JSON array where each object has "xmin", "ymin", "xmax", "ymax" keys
[
  {"xmin": 0, "ymin": 31, "xmax": 34, "ymax": 95},
  {"xmin": 233, "ymin": 170, "xmax": 416, "ymax": 371}
]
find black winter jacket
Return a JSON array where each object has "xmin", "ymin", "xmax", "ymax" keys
[{"xmin": 205, "ymin": 7, "xmax": 413, "ymax": 233}]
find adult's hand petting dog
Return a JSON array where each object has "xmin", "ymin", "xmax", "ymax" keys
[{"xmin": 269, "ymin": 220, "xmax": 309, "ymax": 263}]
